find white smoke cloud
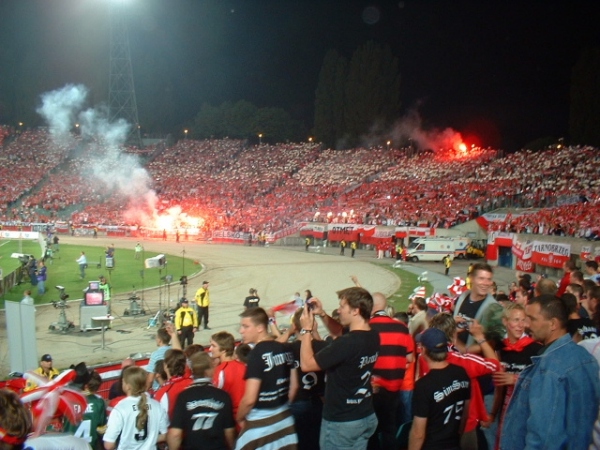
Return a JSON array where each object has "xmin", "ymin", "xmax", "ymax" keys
[
  {"xmin": 36, "ymin": 84, "xmax": 87, "ymax": 140},
  {"xmin": 78, "ymin": 105, "xmax": 130, "ymax": 148},
  {"xmin": 37, "ymin": 84, "xmax": 158, "ymax": 226}
]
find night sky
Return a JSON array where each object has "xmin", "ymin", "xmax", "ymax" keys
[{"xmin": 1, "ymin": 0, "xmax": 599, "ymax": 150}]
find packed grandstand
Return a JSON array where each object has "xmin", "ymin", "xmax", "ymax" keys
[{"xmin": 1, "ymin": 124, "xmax": 599, "ymax": 240}]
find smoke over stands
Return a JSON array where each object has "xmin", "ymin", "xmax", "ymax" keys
[{"xmin": 36, "ymin": 84, "xmax": 159, "ymax": 227}]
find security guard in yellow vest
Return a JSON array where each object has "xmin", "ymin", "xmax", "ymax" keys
[
  {"xmin": 175, "ymin": 298, "xmax": 198, "ymax": 347},
  {"xmin": 195, "ymin": 280, "xmax": 211, "ymax": 329}
]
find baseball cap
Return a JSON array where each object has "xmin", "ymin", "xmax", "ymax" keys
[
  {"xmin": 181, "ymin": 298, "xmax": 189, "ymax": 303},
  {"xmin": 41, "ymin": 354, "xmax": 52, "ymax": 362},
  {"xmin": 202, "ymin": 280, "xmax": 209, "ymax": 284},
  {"xmin": 416, "ymin": 328, "xmax": 448, "ymax": 353}
]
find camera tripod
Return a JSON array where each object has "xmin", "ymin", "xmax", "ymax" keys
[
  {"xmin": 49, "ymin": 300, "xmax": 74, "ymax": 333},
  {"xmin": 124, "ymin": 286, "xmax": 150, "ymax": 316}
]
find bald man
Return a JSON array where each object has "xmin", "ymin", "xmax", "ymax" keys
[{"xmin": 368, "ymin": 292, "xmax": 414, "ymax": 450}]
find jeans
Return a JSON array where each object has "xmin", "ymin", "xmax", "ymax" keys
[
  {"xmin": 397, "ymin": 389, "xmax": 413, "ymax": 427},
  {"xmin": 320, "ymin": 413, "xmax": 378, "ymax": 450},
  {"xmin": 37, "ymin": 280, "xmax": 45, "ymax": 295},
  {"xmin": 481, "ymin": 393, "xmax": 497, "ymax": 449}
]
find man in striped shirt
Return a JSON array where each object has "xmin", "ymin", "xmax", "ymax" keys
[{"xmin": 368, "ymin": 292, "xmax": 414, "ymax": 450}]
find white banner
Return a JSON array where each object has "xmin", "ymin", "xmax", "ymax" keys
[{"xmin": 0, "ymin": 231, "xmax": 40, "ymax": 239}]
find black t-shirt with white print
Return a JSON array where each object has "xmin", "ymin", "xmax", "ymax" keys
[
  {"xmin": 290, "ymin": 339, "xmax": 328, "ymax": 402},
  {"xmin": 412, "ymin": 364, "xmax": 470, "ymax": 450},
  {"xmin": 243, "ymin": 295, "xmax": 260, "ymax": 309},
  {"xmin": 170, "ymin": 378, "xmax": 234, "ymax": 450},
  {"xmin": 245, "ymin": 340, "xmax": 294, "ymax": 409},
  {"xmin": 314, "ymin": 329, "xmax": 380, "ymax": 422}
]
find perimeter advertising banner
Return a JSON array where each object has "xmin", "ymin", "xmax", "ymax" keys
[
  {"xmin": 211, "ymin": 230, "xmax": 275, "ymax": 244},
  {"xmin": 328, "ymin": 224, "xmax": 362, "ymax": 242},
  {"xmin": 360, "ymin": 227, "xmax": 394, "ymax": 245},
  {"xmin": 530, "ymin": 241, "xmax": 571, "ymax": 268},
  {"xmin": 299, "ymin": 223, "xmax": 327, "ymax": 239},
  {"xmin": 511, "ymin": 239, "xmax": 570, "ymax": 270},
  {"xmin": 0, "ymin": 231, "xmax": 40, "ymax": 239},
  {"xmin": 395, "ymin": 226, "xmax": 435, "ymax": 238}
]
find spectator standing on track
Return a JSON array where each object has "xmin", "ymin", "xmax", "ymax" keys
[{"xmin": 243, "ymin": 288, "xmax": 260, "ymax": 310}]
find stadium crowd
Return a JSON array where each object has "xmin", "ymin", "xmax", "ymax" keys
[
  {"xmin": 2, "ymin": 263, "xmax": 600, "ymax": 449},
  {"xmin": 1, "ymin": 126, "xmax": 600, "ymax": 239}
]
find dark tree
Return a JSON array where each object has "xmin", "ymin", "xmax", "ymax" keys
[
  {"xmin": 570, "ymin": 47, "xmax": 600, "ymax": 147},
  {"xmin": 192, "ymin": 100, "xmax": 302, "ymax": 142},
  {"xmin": 314, "ymin": 42, "xmax": 401, "ymax": 149},
  {"xmin": 314, "ymin": 49, "xmax": 347, "ymax": 148},
  {"xmin": 344, "ymin": 41, "xmax": 401, "ymax": 146}
]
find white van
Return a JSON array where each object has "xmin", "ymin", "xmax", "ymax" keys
[{"xmin": 406, "ymin": 237, "xmax": 470, "ymax": 262}]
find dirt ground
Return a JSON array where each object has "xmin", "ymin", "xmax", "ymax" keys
[{"xmin": 0, "ymin": 236, "xmax": 400, "ymax": 376}]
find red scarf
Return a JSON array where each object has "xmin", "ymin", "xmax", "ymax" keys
[{"xmin": 502, "ymin": 335, "xmax": 536, "ymax": 352}]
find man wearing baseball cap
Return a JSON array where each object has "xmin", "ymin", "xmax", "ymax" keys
[
  {"xmin": 409, "ymin": 328, "xmax": 471, "ymax": 450},
  {"xmin": 175, "ymin": 298, "xmax": 198, "ymax": 347},
  {"xmin": 24, "ymin": 354, "xmax": 60, "ymax": 392}
]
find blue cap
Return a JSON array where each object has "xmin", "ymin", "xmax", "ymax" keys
[{"xmin": 416, "ymin": 328, "xmax": 448, "ymax": 353}]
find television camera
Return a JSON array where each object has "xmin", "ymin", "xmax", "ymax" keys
[{"xmin": 49, "ymin": 286, "xmax": 74, "ymax": 333}]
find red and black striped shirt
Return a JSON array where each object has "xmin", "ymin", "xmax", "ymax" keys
[{"xmin": 370, "ymin": 311, "xmax": 413, "ymax": 391}]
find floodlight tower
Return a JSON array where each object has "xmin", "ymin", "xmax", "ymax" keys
[{"xmin": 108, "ymin": 1, "xmax": 143, "ymax": 148}]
